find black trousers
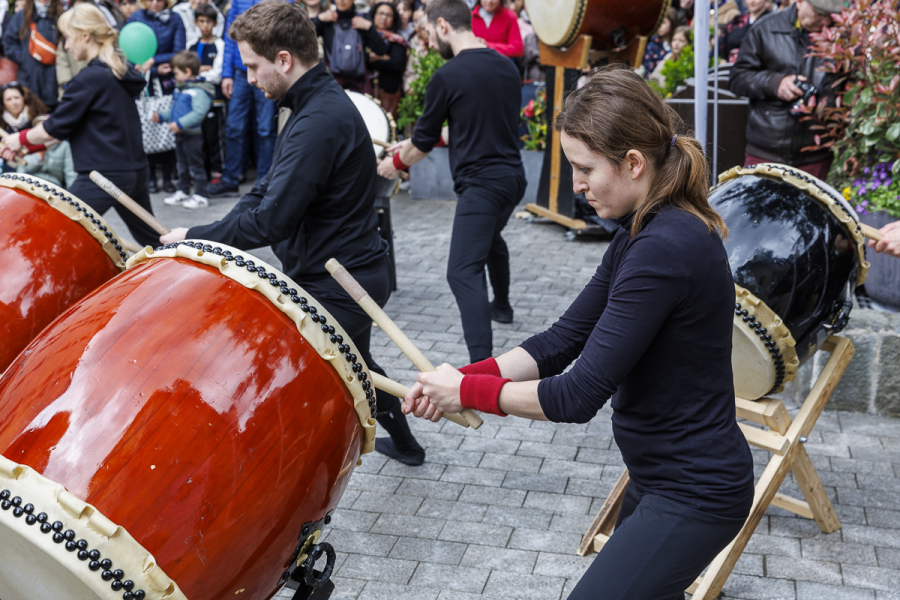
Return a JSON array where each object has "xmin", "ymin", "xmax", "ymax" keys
[
  {"xmin": 447, "ymin": 173, "xmax": 526, "ymax": 363},
  {"xmin": 69, "ymin": 168, "xmax": 160, "ymax": 249},
  {"xmin": 202, "ymin": 102, "xmax": 226, "ymax": 176},
  {"xmin": 568, "ymin": 484, "xmax": 747, "ymax": 600},
  {"xmin": 176, "ymin": 134, "xmax": 208, "ymax": 197},
  {"xmin": 300, "ymin": 253, "xmax": 400, "ymax": 414}
]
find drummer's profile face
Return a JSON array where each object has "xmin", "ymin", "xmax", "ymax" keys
[
  {"xmin": 561, "ymin": 132, "xmax": 647, "ymax": 220},
  {"xmin": 238, "ymin": 41, "xmax": 290, "ymax": 101},
  {"xmin": 426, "ymin": 19, "xmax": 454, "ymax": 60}
]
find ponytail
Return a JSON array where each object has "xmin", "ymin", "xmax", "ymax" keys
[
  {"xmin": 58, "ymin": 4, "xmax": 128, "ymax": 79},
  {"xmin": 555, "ymin": 66, "xmax": 728, "ymax": 239}
]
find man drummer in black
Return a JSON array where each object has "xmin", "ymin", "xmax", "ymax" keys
[
  {"xmin": 160, "ymin": 0, "xmax": 426, "ymax": 466},
  {"xmin": 377, "ymin": 0, "xmax": 526, "ymax": 364}
]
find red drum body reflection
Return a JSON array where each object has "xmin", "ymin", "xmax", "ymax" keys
[
  {"xmin": 0, "ymin": 175, "xmax": 126, "ymax": 373},
  {"xmin": 0, "ymin": 242, "xmax": 376, "ymax": 600}
]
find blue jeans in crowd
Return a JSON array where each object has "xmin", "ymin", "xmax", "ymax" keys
[{"xmin": 223, "ymin": 68, "xmax": 276, "ymax": 185}]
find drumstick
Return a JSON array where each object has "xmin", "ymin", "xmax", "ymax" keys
[
  {"xmin": 326, "ymin": 258, "xmax": 484, "ymax": 430},
  {"xmin": 120, "ymin": 239, "xmax": 143, "ymax": 253},
  {"xmin": 372, "ymin": 138, "xmax": 391, "ymax": 148},
  {"xmin": 89, "ymin": 170, "xmax": 171, "ymax": 236},
  {"xmin": 0, "ymin": 129, "xmax": 31, "ymax": 167},
  {"xmin": 370, "ymin": 372, "xmax": 471, "ymax": 425},
  {"xmin": 860, "ymin": 223, "xmax": 884, "ymax": 242}
]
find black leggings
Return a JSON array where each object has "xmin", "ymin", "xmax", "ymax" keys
[
  {"xmin": 69, "ymin": 168, "xmax": 160, "ymax": 248},
  {"xmin": 447, "ymin": 174, "xmax": 526, "ymax": 363},
  {"xmin": 300, "ymin": 254, "xmax": 399, "ymax": 414},
  {"xmin": 567, "ymin": 484, "xmax": 747, "ymax": 600}
]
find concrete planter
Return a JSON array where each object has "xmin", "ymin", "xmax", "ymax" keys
[
  {"xmin": 409, "ymin": 147, "xmax": 545, "ymax": 203},
  {"xmin": 860, "ymin": 209, "xmax": 900, "ymax": 309}
]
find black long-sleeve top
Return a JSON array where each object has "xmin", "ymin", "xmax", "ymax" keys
[
  {"xmin": 369, "ymin": 38, "xmax": 407, "ymax": 94},
  {"xmin": 187, "ymin": 63, "xmax": 388, "ymax": 280},
  {"xmin": 520, "ymin": 206, "xmax": 754, "ymax": 518},
  {"xmin": 411, "ymin": 48, "xmax": 523, "ymax": 187},
  {"xmin": 43, "ymin": 59, "xmax": 147, "ymax": 173},
  {"xmin": 314, "ymin": 9, "xmax": 388, "ymax": 66}
]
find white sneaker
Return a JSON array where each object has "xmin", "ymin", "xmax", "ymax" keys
[
  {"xmin": 163, "ymin": 190, "xmax": 188, "ymax": 206},
  {"xmin": 183, "ymin": 194, "xmax": 209, "ymax": 210}
]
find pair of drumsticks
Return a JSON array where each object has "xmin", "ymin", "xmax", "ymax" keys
[{"xmin": 88, "ymin": 171, "xmax": 483, "ymax": 430}]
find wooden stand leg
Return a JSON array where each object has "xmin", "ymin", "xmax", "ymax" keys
[
  {"xmin": 549, "ymin": 65, "xmax": 564, "ymax": 215},
  {"xmin": 791, "ymin": 444, "xmax": 841, "ymax": 533},
  {"xmin": 577, "ymin": 469, "xmax": 629, "ymax": 556}
]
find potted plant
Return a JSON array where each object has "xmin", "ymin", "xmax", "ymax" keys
[
  {"xmin": 796, "ymin": 0, "xmax": 900, "ymax": 308},
  {"xmin": 520, "ymin": 85, "xmax": 547, "ymax": 203}
]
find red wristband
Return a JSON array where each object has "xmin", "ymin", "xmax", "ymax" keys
[
  {"xmin": 459, "ymin": 357, "xmax": 501, "ymax": 377},
  {"xmin": 392, "ymin": 152, "xmax": 409, "ymax": 171},
  {"xmin": 460, "ymin": 374, "xmax": 510, "ymax": 417},
  {"xmin": 19, "ymin": 130, "xmax": 46, "ymax": 153}
]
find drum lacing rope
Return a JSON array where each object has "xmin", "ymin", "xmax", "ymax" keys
[{"xmin": 156, "ymin": 241, "xmax": 378, "ymax": 418}]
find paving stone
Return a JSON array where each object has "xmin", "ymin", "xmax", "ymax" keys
[
  {"xmin": 559, "ymin": 433, "xmax": 615, "ymax": 450},
  {"xmin": 347, "ymin": 473, "xmax": 404, "ymax": 494},
  {"xmin": 549, "ymin": 513, "xmax": 596, "ymax": 535},
  {"xmin": 524, "ymin": 491, "xmax": 593, "ymax": 515},
  {"xmin": 416, "ymin": 498, "xmax": 488, "ymax": 522},
  {"xmin": 353, "ymin": 492, "xmax": 425, "ymax": 516},
  {"xmin": 495, "ymin": 426, "xmax": 555, "ymax": 443},
  {"xmin": 370, "ymin": 514, "xmax": 445, "ymax": 540},
  {"xmin": 795, "ymin": 582, "xmax": 875, "ymax": 600},
  {"xmin": 843, "ymin": 565, "xmax": 900, "ymax": 591},
  {"xmin": 877, "ymin": 547, "xmax": 900, "ymax": 569},
  {"xmin": 481, "ymin": 504, "xmax": 554, "ymax": 530},
  {"xmin": 838, "ymin": 487, "xmax": 900, "ymax": 512},
  {"xmin": 331, "ymin": 509, "xmax": 381, "ymax": 533},
  {"xmin": 459, "ymin": 545, "xmax": 539, "ymax": 574},
  {"xmin": 381, "ymin": 461, "xmax": 447, "ymax": 481},
  {"xmin": 414, "ymin": 432, "xmax": 465, "ymax": 450},
  {"xmin": 437, "ymin": 521, "xmax": 513, "ymax": 548},
  {"xmin": 516, "ymin": 441, "xmax": 579, "ymax": 461},
  {"xmin": 769, "ymin": 515, "xmax": 844, "ymax": 540},
  {"xmin": 720, "ymin": 573, "xmax": 797, "ymax": 600},
  {"xmin": 567, "ymin": 476, "xmax": 621, "ymax": 499},
  {"xmin": 479, "ymin": 453, "xmax": 544, "ymax": 474},
  {"xmin": 357, "ymin": 581, "xmax": 440, "ymax": 600},
  {"xmin": 502, "ymin": 472, "xmax": 568, "ymax": 494},
  {"xmin": 458, "ymin": 437, "xmax": 521, "ymax": 455},
  {"xmin": 336, "ymin": 555, "xmax": 418, "ymax": 584},
  {"xmin": 459, "ymin": 484, "xmax": 526, "ymax": 508},
  {"xmin": 831, "ymin": 457, "xmax": 896, "ymax": 477},
  {"xmin": 744, "ymin": 532, "xmax": 802, "ymax": 558},
  {"xmin": 508, "ymin": 528, "xmax": 584, "ymax": 554},
  {"xmin": 858, "ymin": 474, "xmax": 900, "ymax": 493},
  {"xmin": 325, "ymin": 530, "xmax": 399, "ymax": 557},
  {"xmin": 842, "ymin": 524, "xmax": 900, "ymax": 549},
  {"xmin": 422, "ymin": 449, "xmax": 485, "ymax": 467},
  {"xmin": 339, "ymin": 489, "xmax": 362, "ymax": 509},
  {"xmin": 836, "ymin": 504, "xmax": 869, "ymax": 525},
  {"xmin": 482, "ymin": 571, "xmax": 566, "ymax": 600},
  {"xmin": 408, "ymin": 563, "xmax": 490, "ymax": 593},
  {"xmin": 440, "ymin": 466, "xmax": 507, "ymax": 487},
  {"xmin": 733, "ymin": 552, "xmax": 765, "ymax": 577},
  {"xmin": 389, "ymin": 538, "xmax": 468, "ymax": 566},
  {"xmin": 330, "ymin": 577, "xmax": 368, "ymax": 600},
  {"xmin": 765, "ymin": 555, "xmax": 842, "ymax": 585},
  {"xmin": 539, "ymin": 458, "xmax": 606, "ymax": 480},
  {"xmin": 532, "ymin": 552, "xmax": 595, "ymax": 579},
  {"xmin": 801, "ymin": 539, "xmax": 877, "ymax": 565},
  {"xmin": 396, "ymin": 479, "xmax": 464, "ymax": 501},
  {"xmin": 356, "ymin": 454, "xmax": 389, "ymax": 474}
]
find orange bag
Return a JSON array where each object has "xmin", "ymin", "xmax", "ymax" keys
[{"xmin": 28, "ymin": 23, "xmax": 56, "ymax": 65}]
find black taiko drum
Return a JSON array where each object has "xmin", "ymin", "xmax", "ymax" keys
[{"xmin": 709, "ymin": 163, "xmax": 869, "ymax": 400}]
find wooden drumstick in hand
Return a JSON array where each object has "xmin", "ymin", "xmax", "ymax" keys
[
  {"xmin": 326, "ymin": 258, "xmax": 484, "ymax": 429},
  {"xmin": 90, "ymin": 170, "xmax": 170, "ymax": 236},
  {"xmin": 0, "ymin": 129, "xmax": 30, "ymax": 166},
  {"xmin": 860, "ymin": 223, "xmax": 884, "ymax": 242}
]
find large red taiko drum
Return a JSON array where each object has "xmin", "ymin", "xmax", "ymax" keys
[
  {"xmin": 525, "ymin": 0, "xmax": 671, "ymax": 50},
  {"xmin": 0, "ymin": 241, "xmax": 376, "ymax": 600},
  {"xmin": 0, "ymin": 173, "xmax": 127, "ymax": 374}
]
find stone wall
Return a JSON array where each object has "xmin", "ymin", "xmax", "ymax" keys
[{"xmin": 772, "ymin": 304, "xmax": 900, "ymax": 416}]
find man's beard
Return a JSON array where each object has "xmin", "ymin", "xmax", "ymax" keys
[
  {"xmin": 436, "ymin": 37, "xmax": 454, "ymax": 60},
  {"xmin": 261, "ymin": 74, "xmax": 291, "ymax": 101}
]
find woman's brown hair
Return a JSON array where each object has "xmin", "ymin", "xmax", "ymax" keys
[
  {"xmin": 2, "ymin": 83, "xmax": 49, "ymax": 124},
  {"xmin": 20, "ymin": 0, "xmax": 65, "ymax": 40},
  {"xmin": 555, "ymin": 66, "xmax": 727, "ymax": 240}
]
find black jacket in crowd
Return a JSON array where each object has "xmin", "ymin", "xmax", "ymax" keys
[
  {"xmin": 521, "ymin": 207, "xmax": 755, "ymax": 519},
  {"xmin": 369, "ymin": 37, "xmax": 407, "ymax": 95},
  {"xmin": 43, "ymin": 58, "xmax": 147, "ymax": 173},
  {"xmin": 728, "ymin": 6, "xmax": 839, "ymax": 165},
  {"xmin": 187, "ymin": 62, "xmax": 388, "ymax": 281},
  {"xmin": 313, "ymin": 9, "xmax": 388, "ymax": 72}
]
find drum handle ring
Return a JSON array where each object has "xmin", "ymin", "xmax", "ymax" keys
[{"xmin": 301, "ymin": 542, "xmax": 336, "ymax": 588}]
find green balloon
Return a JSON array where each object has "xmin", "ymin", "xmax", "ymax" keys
[{"xmin": 119, "ymin": 22, "xmax": 158, "ymax": 65}]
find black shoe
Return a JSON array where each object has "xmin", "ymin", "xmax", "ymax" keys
[
  {"xmin": 206, "ymin": 181, "xmax": 241, "ymax": 197},
  {"xmin": 375, "ymin": 402, "xmax": 425, "ymax": 466},
  {"xmin": 163, "ymin": 180, "xmax": 176, "ymax": 194},
  {"xmin": 148, "ymin": 179, "xmax": 159, "ymax": 194},
  {"xmin": 491, "ymin": 301, "xmax": 514, "ymax": 324},
  {"xmin": 374, "ymin": 437, "xmax": 425, "ymax": 466}
]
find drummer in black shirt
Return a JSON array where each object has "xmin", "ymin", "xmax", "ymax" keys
[
  {"xmin": 160, "ymin": 0, "xmax": 427, "ymax": 466},
  {"xmin": 378, "ymin": 0, "xmax": 526, "ymax": 364}
]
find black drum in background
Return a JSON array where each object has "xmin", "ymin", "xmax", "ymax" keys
[{"xmin": 709, "ymin": 164, "xmax": 869, "ymax": 400}]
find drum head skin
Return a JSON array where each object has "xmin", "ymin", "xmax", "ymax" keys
[
  {"xmin": 712, "ymin": 164, "xmax": 865, "ymax": 399},
  {"xmin": 346, "ymin": 91, "xmax": 395, "ymax": 159},
  {"xmin": 525, "ymin": 0, "xmax": 671, "ymax": 50},
  {"xmin": 0, "ymin": 242, "xmax": 374, "ymax": 600}
]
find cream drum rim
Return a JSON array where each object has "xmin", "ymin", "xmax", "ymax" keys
[
  {"xmin": 524, "ymin": 0, "xmax": 672, "ymax": 48},
  {"xmin": 127, "ymin": 240, "xmax": 378, "ymax": 455},
  {"xmin": 718, "ymin": 163, "xmax": 869, "ymax": 286},
  {"xmin": 0, "ymin": 455, "xmax": 185, "ymax": 600},
  {"xmin": 0, "ymin": 173, "xmax": 129, "ymax": 270},
  {"xmin": 346, "ymin": 90, "xmax": 396, "ymax": 160}
]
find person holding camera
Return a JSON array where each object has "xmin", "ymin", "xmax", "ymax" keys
[{"xmin": 727, "ymin": 0, "xmax": 846, "ymax": 179}]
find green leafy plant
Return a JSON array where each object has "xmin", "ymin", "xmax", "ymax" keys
[
  {"xmin": 520, "ymin": 87, "xmax": 547, "ymax": 151},
  {"xmin": 397, "ymin": 47, "xmax": 446, "ymax": 129},
  {"xmin": 795, "ymin": 0, "xmax": 900, "ymax": 216},
  {"xmin": 658, "ymin": 42, "xmax": 715, "ymax": 97}
]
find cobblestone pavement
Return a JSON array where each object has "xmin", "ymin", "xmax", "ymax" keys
[{"xmin": 105, "ymin": 186, "xmax": 900, "ymax": 600}]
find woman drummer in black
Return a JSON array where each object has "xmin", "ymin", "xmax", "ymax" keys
[
  {"xmin": 404, "ymin": 68, "xmax": 754, "ymax": 600},
  {"xmin": 0, "ymin": 3, "xmax": 159, "ymax": 248}
]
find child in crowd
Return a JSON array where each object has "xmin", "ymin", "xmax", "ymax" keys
[
  {"xmin": 189, "ymin": 3, "xmax": 225, "ymax": 183},
  {"xmin": 152, "ymin": 50, "xmax": 214, "ymax": 209},
  {"xmin": 649, "ymin": 25, "xmax": 690, "ymax": 89}
]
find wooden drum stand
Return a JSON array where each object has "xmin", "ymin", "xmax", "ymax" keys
[
  {"xmin": 578, "ymin": 335, "xmax": 854, "ymax": 599},
  {"xmin": 525, "ymin": 35, "xmax": 648, "ymax": 238}
]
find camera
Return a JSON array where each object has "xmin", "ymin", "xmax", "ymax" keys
[{"xmin": 790, "ymin": 79, "xmax": 817, "ymax": 116}]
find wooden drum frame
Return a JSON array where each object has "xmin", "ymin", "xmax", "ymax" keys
[{"xmin": 525, "ymin": 0, "xmax": 671, "ymax": 50}]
